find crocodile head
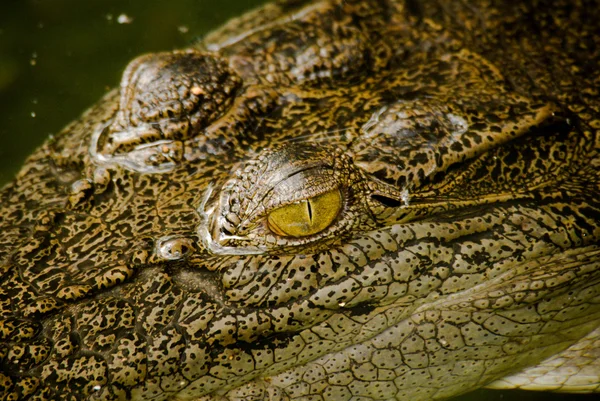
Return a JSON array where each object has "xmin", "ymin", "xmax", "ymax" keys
[{"xmin": 1, "ymin": 0, "xmax": 599, "ymax": 400}]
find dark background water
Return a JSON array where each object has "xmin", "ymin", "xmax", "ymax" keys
[
  {"xmin": 0, "ymin": 0, "xmax": 267, "ymax": 185},
  {"xmin": 0, "ymin": 1, "xmax": 596, "ymax": 400}
]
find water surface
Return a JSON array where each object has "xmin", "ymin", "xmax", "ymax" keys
[{"xmin": 0, "ymin": 0, "xmax": 266, "ymax": 185}]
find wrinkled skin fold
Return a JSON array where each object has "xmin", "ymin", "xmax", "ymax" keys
[{"xmin": 0, "ymin": 0, "xmax": 599, "ymax": 400}]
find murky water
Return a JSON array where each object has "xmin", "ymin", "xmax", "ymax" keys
[
  {"xmin": 0, "ymin": 1, "xmax": 596, "ymax": 400},
  {"xmin": 0, "ymin": 0, "xmax": 266, "ymax": 185}
]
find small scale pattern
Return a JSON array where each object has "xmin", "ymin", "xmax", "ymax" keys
[{"xmin": 0, "ymin": 0, "xmax": 599, "ymax": 400}]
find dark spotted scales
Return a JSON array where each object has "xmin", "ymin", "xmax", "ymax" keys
[{"xmin": 1, "ymin": 0, "xmax": 599, "ymax": 400}]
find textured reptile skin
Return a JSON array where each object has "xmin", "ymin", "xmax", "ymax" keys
[{"xmin": 0, "ymin": 0, "xmax": 599, "ymax": 400}]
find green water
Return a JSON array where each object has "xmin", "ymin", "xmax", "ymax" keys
[
  {"xmin": 0, "ymin": 0, "xmax": 267, "ymax": 185},
  {"xmin": 0, "ymin": 1, "xmax": 596, "ymax": 400}
]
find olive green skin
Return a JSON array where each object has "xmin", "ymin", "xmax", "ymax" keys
[{"xmin": 1, "ymin": 1, "xmax": 599, "ymax": 400}]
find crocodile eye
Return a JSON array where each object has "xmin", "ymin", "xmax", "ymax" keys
[{"xmin": 267, "ymin": 189, "xmax": 342, "ymax": 237}]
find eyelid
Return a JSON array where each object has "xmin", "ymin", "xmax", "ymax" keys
[{"xmin": 265, "ymin": 166, "xmax": 339, "ymax": 208}]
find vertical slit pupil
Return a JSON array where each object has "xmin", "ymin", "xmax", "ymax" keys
[{"xmin": 306, "ymin": 200, "xmax": 313, "ymax": 222}]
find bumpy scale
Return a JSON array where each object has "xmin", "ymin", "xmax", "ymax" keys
[{"xmin": 1, "ymin": 0, "xmax": 599, "ymax": 400}]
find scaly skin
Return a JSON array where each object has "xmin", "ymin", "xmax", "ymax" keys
[{"xmin": 1, "ymin": 0, "xmax": 599, "ymax": 400}]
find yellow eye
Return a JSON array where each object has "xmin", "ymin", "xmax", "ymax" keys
[{"xmin": 267, "ymin": 189, "xmax": 342, "ymax": 237}]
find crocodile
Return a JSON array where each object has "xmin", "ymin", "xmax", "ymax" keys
[{"xmin": 1, "ymin": 0, "xmax": 599, "ymax": 400}]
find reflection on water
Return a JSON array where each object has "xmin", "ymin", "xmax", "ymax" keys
[{"xmin": 0, "ymin": 1, "xmax": 596, "ymax": 401}]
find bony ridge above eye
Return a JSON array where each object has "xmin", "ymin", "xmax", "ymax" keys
[{"xmin": 267, "ymin": 188, "xmax": 342, "ymax": 237}]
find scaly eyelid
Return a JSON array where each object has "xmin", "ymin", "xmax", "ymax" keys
[{"xmin": 263, "ymin": 166, "xmax": 339, "ymax": 211}]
